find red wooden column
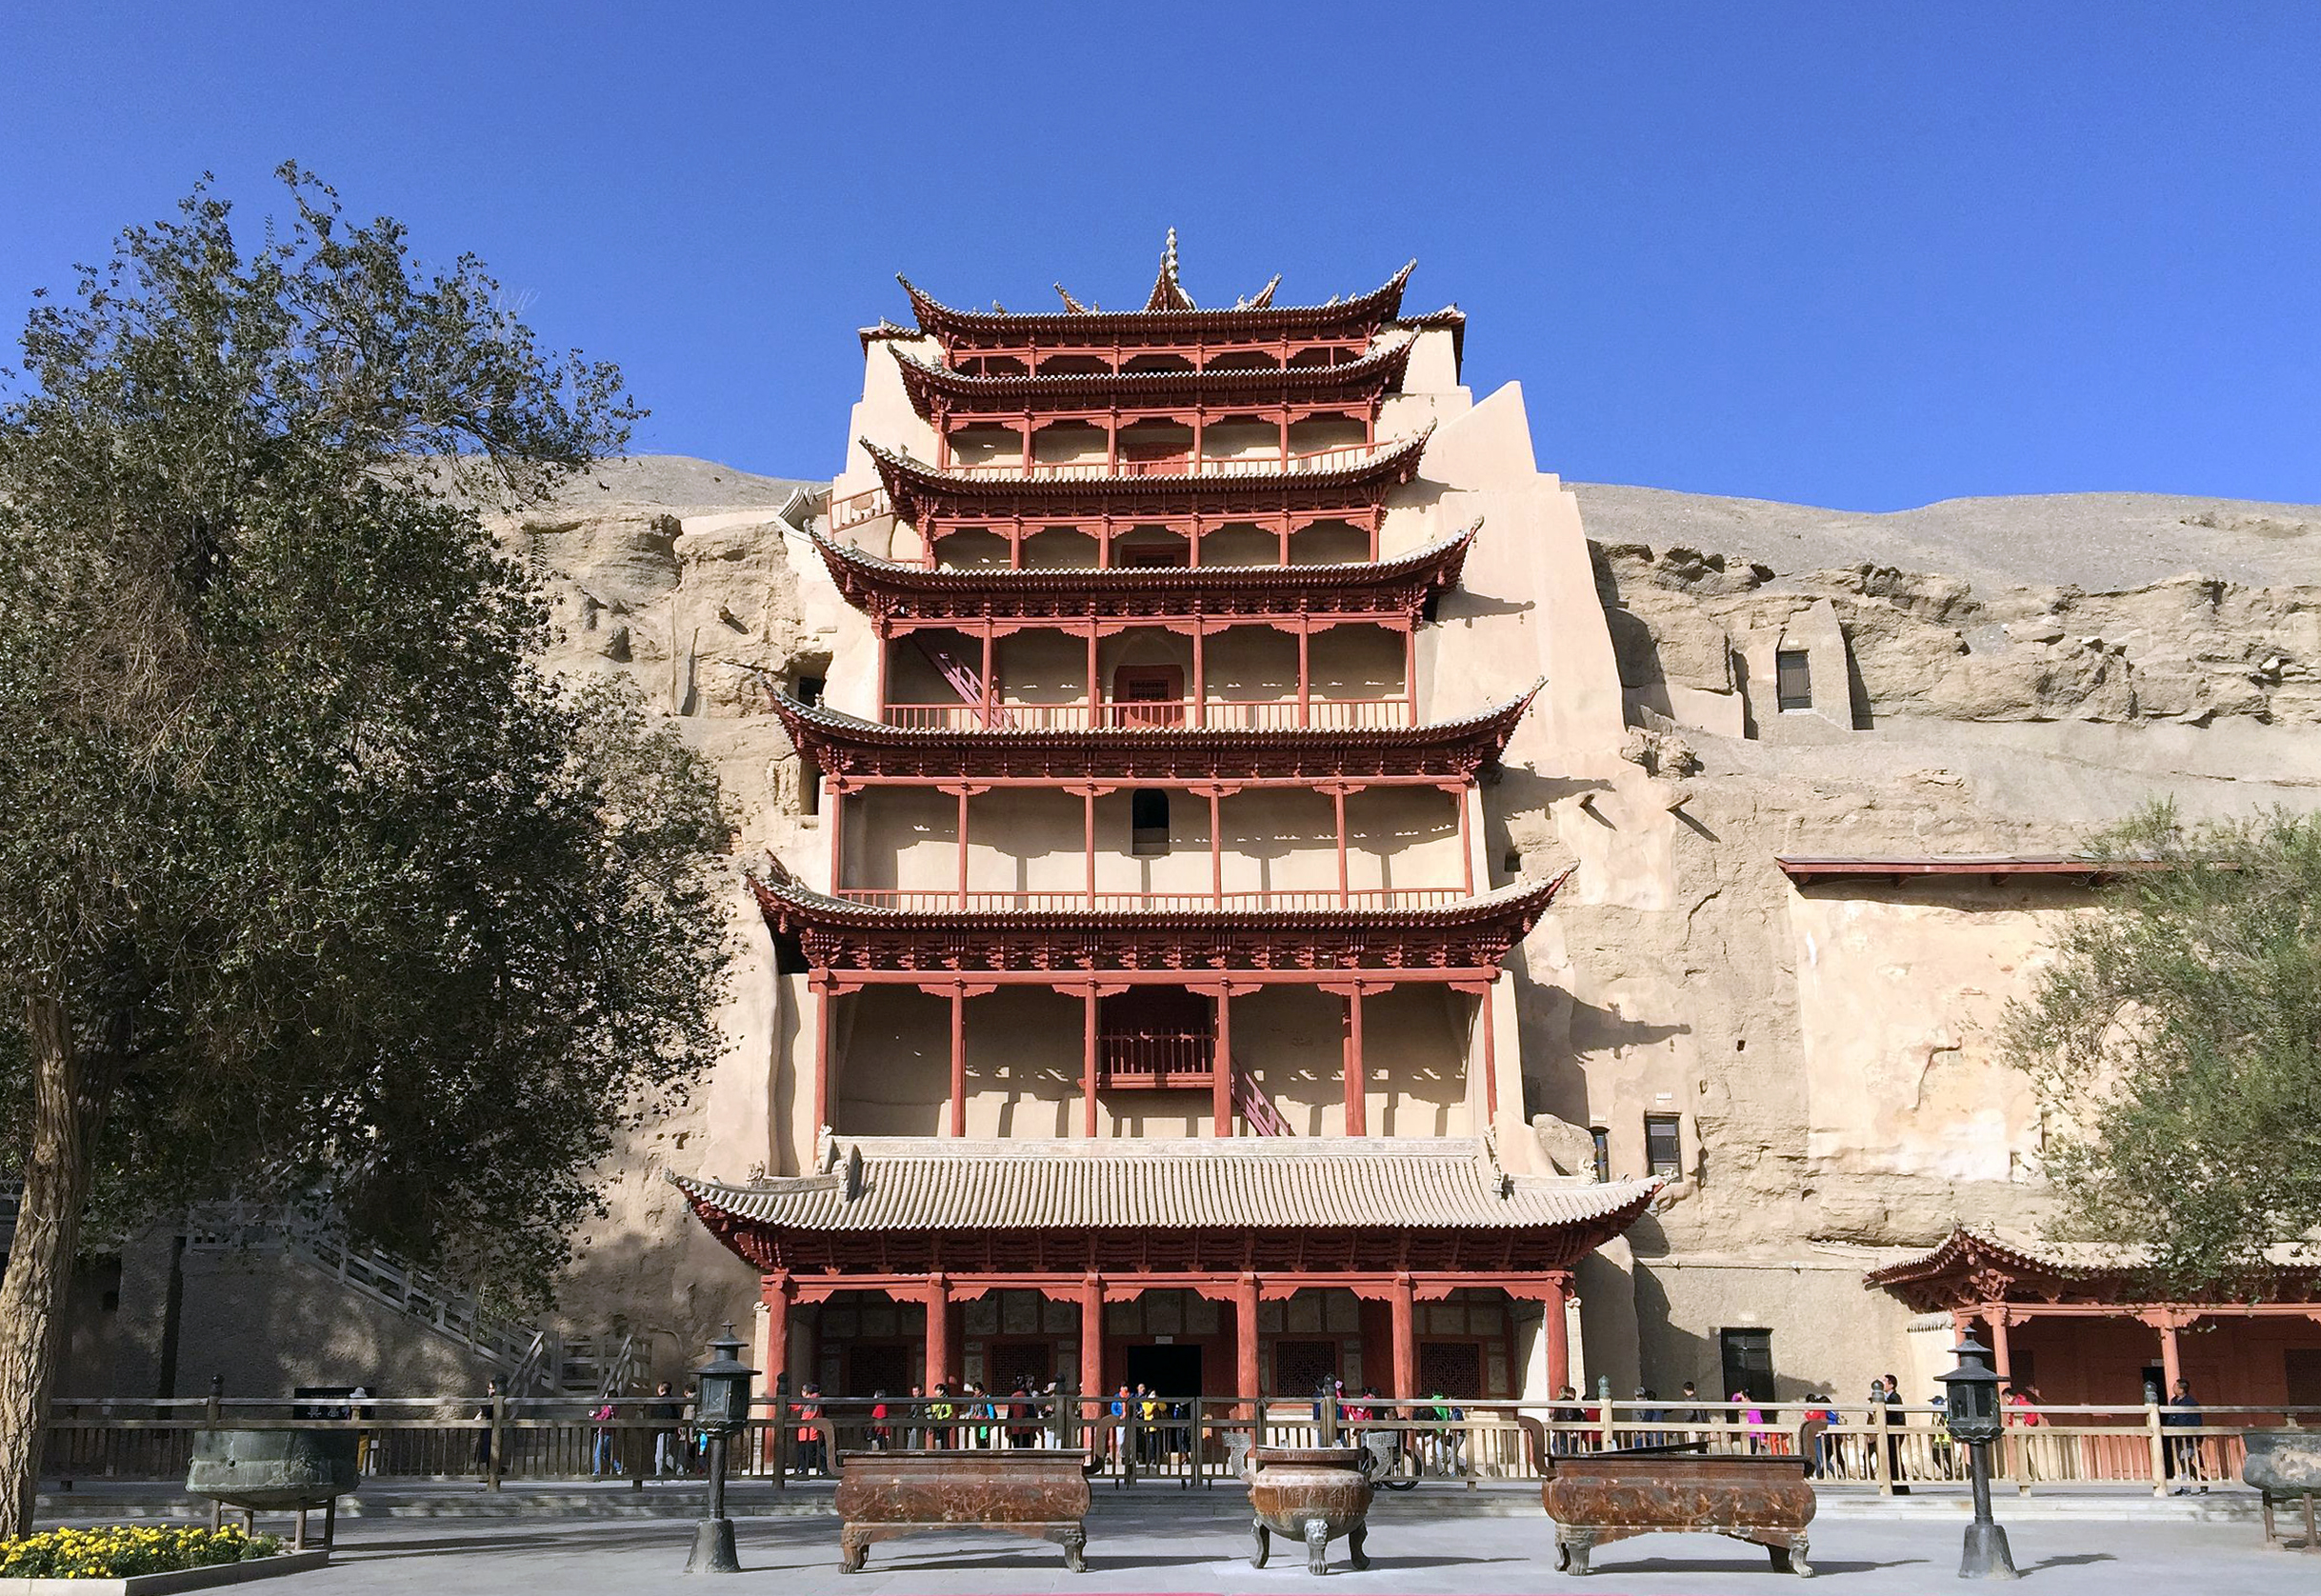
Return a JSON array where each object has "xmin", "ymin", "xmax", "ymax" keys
[
  {"xmin": 1390, "ymin": 1273, "xmax": 1417, "ymax": 1400},
  {"xmin": 1082, "ymin": 986, "xmax": 1099, "ymax": 1138},
  {"xmin": 1063, "ymin": 782, "xmax": 1110, "ymax": 904},
  {"xmin": 810, "ymin": 974, "xmax": 834, "ymax": 1138},
  {"xmin": 874, "ymin": 627, "xmax": 891, "ymax": 717},
  {"xmin": 1211, "ymin": 987, "xmax": 1233, "ymax": 1134},
  {"xmin": 1085, "ymin": 623, "xmax": 1100, "ymax": 729},
  {"xmin": 953, "ymin": 786, "xmax": 971, "ymax": 908},
  {"xmin": 2151, "ymin": 1310, "xmax": 2188, "ymax": 1392},
  {"xmin": 1235, "ymin": 1272, "xmax": 1261, "ymax": 1416},
  {"xmin": 1337, "ymin": 984, "xmax": 1368, "ymax": 1136},
  {"xmin": 1545, "ymin": 1275, "xmax": 1571, "ymax": 1396},
  {"xmin": 1318, "ymin": 782, "xmax": 1351, "ymax": 906},
  {"xmin": 1080, "ymin": 1275, "xmax": 1105, "ymax": 1405},
  {"xmin": 978, "ymin": 622, "xmax": 996, "ymax": 728},
  {"xmin": 1453, "ymin": 980, "xmax": 1500, "ymax": 1125},
  {"xmin": 1452, "ymin": 783, "xmax": 1472, "ymax": 895},
  {"xmin": 1296, "ymin": 623, "xmax": 1311, "ymax": 728},
  {"xmin": 826, "ymin": 774, "xmax": 845, "ymax": 890},
  {"xmin": 763, "ymin": 1271, "xmax": 793, "ymax": 1395},
  {"xmin": 1402, "ymin": 627, "xmax": 1418, "ymax": 726},
  {"xmin": 1480, "ymin": 983, "xmax": 1497, "ymax": 1121},
  {"xmin": 1191, "ymin": 625, "xmax": 1207, "ymax": 728},
  {"xmin": 948, "ymin": 986, "xmax": 967, "ymax": 1137},
  {"xmin": 1188, "ymin": 784, "xmax": 1232, "ymax": 904},
  {"xmin": 1987, "ymin": 1306, "xmax": 2012, "ymax": 1380},
  {"xmin": 925, "ymin": 1274, "xmax": 951, "ymax": 1392}
]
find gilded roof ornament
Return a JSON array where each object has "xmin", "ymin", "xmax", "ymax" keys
[{"xmin": 1144, "ymin": 227, "xmax": 1196, "ymax": 312}]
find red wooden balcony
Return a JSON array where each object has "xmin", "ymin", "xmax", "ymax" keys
[
  {"xmin": 833, "ymin": 887, "xmax": 1466, "ymax": 914},
  {"xmin": 881, "ymin": 698, "xmax": 1414, "ymax": 733},
  {"xmin": 948, "ymin": 443, "xmax": 1387, "ymax": 482},
  {"xmin": 1096, "ymin": 1029, "xmax": 1215, "ymax": 1089}
]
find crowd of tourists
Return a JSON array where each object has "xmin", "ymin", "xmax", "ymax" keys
[{"xmin": 545, "ymin": 1368, "xmax": 2223, "ymax": 1489}]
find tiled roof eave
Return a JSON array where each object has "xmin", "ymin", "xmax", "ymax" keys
[
  {"xmin": 748, "ymin": 864, "xmax": 1568, "ymax": 933},
  {"xmin": 806, "ymin": 520, "xmax": 1476, "ymax": 606},
  {"xmin": 670, "ymin": 1149, "xmax": 1657, "ymax": 1236},
  {"xmin": 762, "ymin": 678, "xmax": 1540, "ymax": 756},
  {"xmin": 897, "ymin": 263, "xmax": 1416, "ymax": 341}
]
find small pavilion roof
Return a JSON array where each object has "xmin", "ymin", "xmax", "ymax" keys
[
  {"xmin": 1864, "ymin": 1227, "xmax": 2321, "ymax": 1311},
  {"xmin": 803, "ymin": 518, "xmax": 1477, "ymax": 622},
  {"xmin": 671, "ymin": 1137, "xmax": 1658, "ymax": 1235},
  {"xmin": 890, "ymin": 332, "xmax": 1418, "ymax": 417},
  {"xmin": 863, "ymin": 429, "xmax": 1432, "ymax": 514},
  {"xmin": 896, "ymin": 262, "xmax": 1417, "ymax": 344},
  {"xmin": 761, "ymin": 677, "xmax": 1538, "ymax": 782}
]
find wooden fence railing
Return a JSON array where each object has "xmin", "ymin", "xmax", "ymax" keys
[{"xmin": 40, "ymin": 1395, "xmax": 2317, "ymax": 1495}]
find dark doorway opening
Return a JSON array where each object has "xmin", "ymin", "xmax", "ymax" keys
[
  {"xmin": 847, "ymin": 1343, "xmax": 912, "ymax": 1399},
  {"xmin": 1719, "ymin": 1327, "xmax": 1774, "ymax": 1405},
  {"xmin": 1124, "ymin": 1343, "xmax": 1204, "ymax": 1396},
  {"xmin": 988, "ymin": 1340, "xmax": 1052, "ymax": 1396}
]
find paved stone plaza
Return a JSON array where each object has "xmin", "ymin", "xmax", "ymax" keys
[{"xmin": 81, "ymin": 1493, "xmax": 2303, "ymax": 1595}]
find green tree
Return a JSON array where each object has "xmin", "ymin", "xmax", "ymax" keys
[
  {"xmin": 2011, "ymin": 803, "xmax": 2321, "ymax": 1297},
  {"xmin": 0, "ymin": 169, "xmax": 733, "ymax": 1535}
]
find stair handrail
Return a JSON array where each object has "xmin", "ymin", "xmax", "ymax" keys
[{"xmin": 1231, "ymin": 1055, "xmax": 1291, "ymax": 1137}]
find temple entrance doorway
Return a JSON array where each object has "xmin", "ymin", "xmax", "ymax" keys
[
  {"xmin": 846, "ymin": 1342, "xmax": 913, "ymax": 1399},
  {"xmin": 988, "ymin": 1340, "xmax": 1052, "ymax": 1395},
  {"xmin": 1124, "ymin": 1343, "xmax": 1204, "ymax": 1397}
]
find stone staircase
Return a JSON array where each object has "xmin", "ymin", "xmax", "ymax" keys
[{"xmin": 186, "ymin": 1208, "xmax": 640, "ymax": 1396}]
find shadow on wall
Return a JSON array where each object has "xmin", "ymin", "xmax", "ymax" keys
[
  {"xmin": 1629, "ymin": 1251, "xmax": 1856, "ymax": 1406},
  {"xmin": 145, "ymin": 1202, "xmax": 764, "ymax": 1405}
]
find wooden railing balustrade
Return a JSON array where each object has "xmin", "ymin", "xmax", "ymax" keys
[{"xmin": 39, "ymin": 1395, "xmax": 2316, "ymax": 1497}]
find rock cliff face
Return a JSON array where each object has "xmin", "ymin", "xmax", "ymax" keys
[
  {"xmin": 1595, "ymin": 542, "xmax": 2320, "ymax": 729},
  {"xmin": 491, "ymin": 459, "xmax": 2321, "ymax": 1391}
]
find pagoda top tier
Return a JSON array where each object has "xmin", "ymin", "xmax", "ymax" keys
[{"xmin": 871, "ymin": 233, "xmax": 1418, "ymax": 353}]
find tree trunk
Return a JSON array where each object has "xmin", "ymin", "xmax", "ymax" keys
[{"xmin": 0, "ymin": 994, "xmax": 104, "ymax": 1540}]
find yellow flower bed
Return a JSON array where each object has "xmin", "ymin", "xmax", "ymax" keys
[{"xmin": 0, "ymin": 1524, "xmax": 283, "ymax": 1579}]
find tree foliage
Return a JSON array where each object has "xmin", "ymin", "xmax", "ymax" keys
[
  {"xmin": 2010, "ymin": 803, "xmax": 2321, "ymax": 1297},
  {"xmin": 0, "ymin": 168, "xmax": 731, "ymax": 1532}
]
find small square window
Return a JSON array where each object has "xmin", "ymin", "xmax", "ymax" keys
[
  {"xmin": 1590, "ymin": 1127, "xmax": 1611, "ymax": 1185},
  {"xmin": 1645, "ymin": 1113, "xmax": 1684, "ymax": 1179},
  {"xmin": 1774, "ymin": 649, "xmax": 1812, "ymax": 711}
]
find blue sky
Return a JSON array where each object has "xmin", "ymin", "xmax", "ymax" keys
[{"xmin": 4, "ymin": 3, "xmax": 2317, "ymax": 510}]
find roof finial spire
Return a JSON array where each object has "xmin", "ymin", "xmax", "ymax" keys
[{"xmin": 1144, "ymin": 228, "xmax": 1195, "ymax": 312}]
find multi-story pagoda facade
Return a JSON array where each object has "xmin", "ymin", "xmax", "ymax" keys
[{"xmin": 676, "ymin": 242, "xmax": 1656, "ymax": 1407}]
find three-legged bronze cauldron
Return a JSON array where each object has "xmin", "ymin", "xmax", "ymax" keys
[{"xmin": 1226, "ymin": 1433, "xmax": 1393, "ymax": 1574}]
